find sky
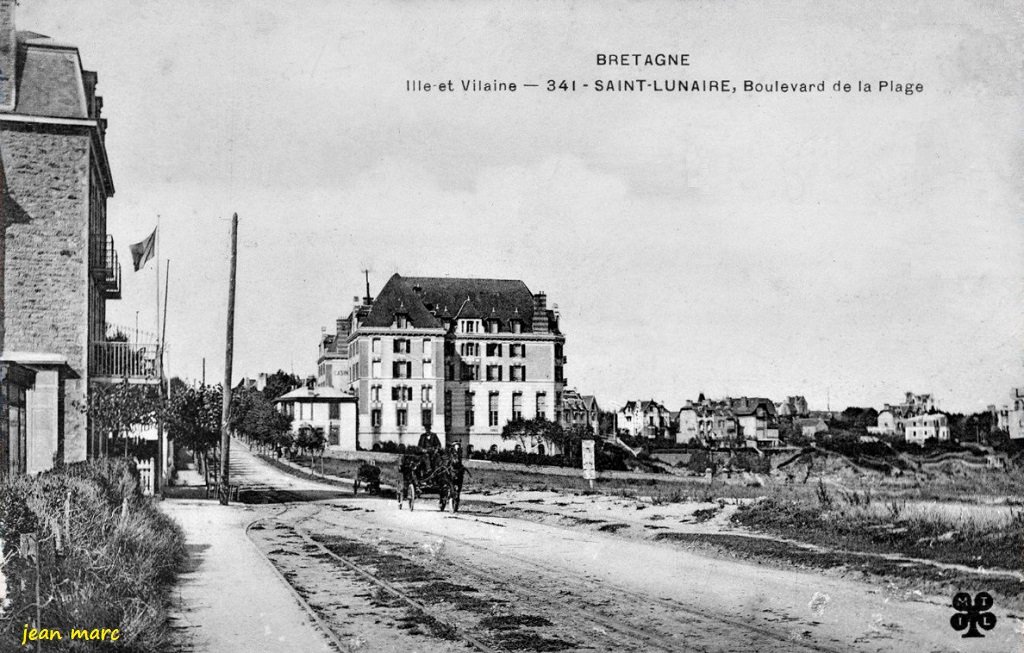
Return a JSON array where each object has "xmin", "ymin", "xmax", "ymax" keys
[{"xmin": 19, "ymin": 0, "xmax": 1024, "ymax": 414}]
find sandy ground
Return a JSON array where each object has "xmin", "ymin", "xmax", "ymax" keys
[{"xmin": 164, "ymin": 443, "xmax": 1023, "ymax": 652}]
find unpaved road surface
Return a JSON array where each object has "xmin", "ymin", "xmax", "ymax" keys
[{"xmin": 197, "ymin": 444, "xmax": 1021, "ymax": 652}]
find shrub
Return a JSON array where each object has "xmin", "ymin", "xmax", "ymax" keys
[{"xmin": 0, "ymin": 459, "xmax": 186, "ymax": 651}]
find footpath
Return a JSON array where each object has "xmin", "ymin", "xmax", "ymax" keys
[{"xmin": 160, "ymin": 451, "xmax": 335, "ymax": 652}]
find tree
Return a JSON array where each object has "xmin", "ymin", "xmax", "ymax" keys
[
  {"xmin": 261, "ymin": 370, "xmax": 301, "ymax": 401},
  {"xmin": 163, "ymin": 384, "xmax": 222, "ymax": 476},
  {"xmin": 230, "ymin": 386, "xmax": 292, "ymax": 452},
  {"xmin": 295, "ymin": 426, "xmax": 326, "ymax": 468},
  {"xmin": 75, "ymin": 380, "xmax": 161, "ymax": 458},
  {"xmin": 500, "ymin": 417, "xmax": 565, "ymax": 454}
]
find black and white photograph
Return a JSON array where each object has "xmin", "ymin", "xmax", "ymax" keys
[{"xmin": 0, "ymin": 1, "xmax": 1022, "ymax": 651}]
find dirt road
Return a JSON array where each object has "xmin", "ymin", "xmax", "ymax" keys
[{"xmin": 220, "ymin": 444, "xmax": 1019, "ymax": 652}]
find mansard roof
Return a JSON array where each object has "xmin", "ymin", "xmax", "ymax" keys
[{"xmin": 360, "ymin": 273, "xmax": 557, "ymax": 334}]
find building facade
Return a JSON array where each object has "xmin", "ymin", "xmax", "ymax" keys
[
  {"xmin": 0, "ymin": 3, "xmax": 154, "ymax": 475},
  {"xmin": 775, "ymin": 396, "xmax": 809, "ymax": 418},
  {"xmin": 869, "ymin": 391, "xmax": 942, "ymax": 441},
  {"xmin": 616, "ymin": 400, "xmax": 671, "ymax": 439},
  {"xmin": 676, "ymin": 396, "xmax": 779, "ymax": 448},
  {"xmin": 903, "ymin": 413, "xmax": 950, "ymax": 445},
  {"xmin": 561, "ymin": 388, "xmax": 600, "ymax": 434},
  {"xmin": 326, "ymin": 274, "xmax": 566, "ymax": 454},
  {"xmin": 274, "ymin": 383, "xmax": 358, "ymax": 451},
  {"xmin": 1006, "ymin": 387, "xmax": 1024, "ymax": 440},
  {"xmin": 677, "ymin": 401, "xmax": 738, "ymax": 446}
]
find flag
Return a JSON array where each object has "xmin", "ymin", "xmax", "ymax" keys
[{"xmin": 130, "ymin": 228, "xmax": 156, "ymax": 271}]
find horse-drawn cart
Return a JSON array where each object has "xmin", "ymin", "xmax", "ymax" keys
[{"xmin": 397, "ymin": 450, "xmax": 465, "ymax": 512}]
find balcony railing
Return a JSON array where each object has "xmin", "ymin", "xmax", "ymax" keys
[
  {"xmin": 90, "ymin": 341, "xmax": 160, "ymax": 381},
  {"xmin": 90, "ymin": 234, "xmax": 122, "ymax": 300}
]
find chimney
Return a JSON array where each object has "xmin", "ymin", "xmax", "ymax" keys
[
  {"xmin": 531, "ymin": 292, "xmax": 549, "ymax": 332},
  {"xmin": 0, "ymin": 0, "xmax": 15, "ymax": 112}
]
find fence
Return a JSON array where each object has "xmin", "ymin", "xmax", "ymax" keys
[
  {"xmin": 136, "ymin": 458, "xmax": 155, "ymax": 495},
  {"xmin": 89, "ymin": 341, "xmax": 160, "ymax": 379}
]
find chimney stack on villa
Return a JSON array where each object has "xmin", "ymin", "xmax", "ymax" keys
[{"xmin": 532, "ymin": 291, "xmax": 549, "ymax": 332}]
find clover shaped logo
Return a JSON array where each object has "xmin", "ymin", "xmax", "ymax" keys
[{"xmin": 950, "ymin": 592, "xmax": 996, "ymax": 638}]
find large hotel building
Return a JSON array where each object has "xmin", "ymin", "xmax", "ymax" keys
[{"xmin": 318, "ymin": 274, "xmax": 566, "ymax": 454}]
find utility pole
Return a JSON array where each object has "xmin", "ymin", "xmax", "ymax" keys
[
  {"xmin": 219, "ymin": 214, "xmax": 238, "ymax": 505},
  {"xmin": 156, "ymin": 260, "xmax": 170, "ymax": 495}
]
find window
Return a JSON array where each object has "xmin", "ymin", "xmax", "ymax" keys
[
  {"xmin": 511, "ymin": 320, "xmax": 523, "ymax": 334},
  {"xmin": 394, "ymin": 338, "xmax": 410, "ymax": 354},
  {"xmin": 328, "ymin": 425, "xmax": 340, "ymax": 445},
  {"xmin": 510, "ymin": 365, "xmax": 526, "ymax": 382},
  {"xmin": 536, "ymin": 393, "xmax": 547, "ymax": 419},
  {"xmin": 445, "ymin": 391, "xmax": 452, "ymax": 429},
  {"xmin": 370, "ymin": 385, "xmax": 381, "ymax": 402},
  {"xmin": 512, "ymin": 392, "xmax": 523, "ymax": 421},
  {"xmin": 489, "ymin": 392, "xmax": 500, "ymax": 426},
  {"xmin": 372, "ymin": 338, "xmax": 381, "ymax": 354},
  {"xmin": 423, "ymin": 360, "xmax": 433, "ymax": 378},
  {"xmin": 392, "ymin": 361, "xmax": 412, "ymax": 378},
  {"xmin": 329, "ymin": 402, "xmax": 340, "ymax": 420},
  {"xmin": 509, "ymin": 344, "xmax": 525, "ymax": 358},
  {"xmin": 372, "ymin": 360, "xmax": 382, "ymax": 378},
  {"xmin": 486, "ymin": 343, "xmax": 503, "ymax": 357},
  {"xmin": 460, "ymin": 342, "xmax": 480, "ymax": 357},
  {"xmin": 465, "ymin": 391, "xmax": 475, "ymax": 427},
  {"xmin": 422, "ymin": 385, "xmax": 433, "ymax": 402},
  {"xmin": 461, "ymin": 362, "xmax": 480, "ymax": 381},
  {"xmin": 396, "ymin": 314, "xmax": 409, "ymax": 329},
  {"xmin": 554, "ymin": 366, "xmax": 564, "ymax": 382},
  {"xmin": 422, "ymin": 338, "xmax": 432, "ymax": 355},
  {"xmin": 487, "ymin": 319, "xmax": 500, "ymax": 333},
  {"xmin": 371, "ymin": 409, "xmax": 382, "ymax": 428},
  {"xmin": 460, "ymin": 319, "xmax": 479, "ymax": 333},
  {"xmin": 397, "ymin": 408, "xmax": 408, "ymax": 428},
  {"xmin": 486, "ymin": 365, "xmax": 503, "ymax": 381},
  {"xmin": 422, "ymin": 408, "xmax": 433, "ymax": 429},
  {"xmin": 391, "ymin": 386, "xmax": 412, "ymax": 401}
]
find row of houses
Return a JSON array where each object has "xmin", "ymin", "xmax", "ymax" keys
[
  {"xmin": 614, "ymin": 396, "xmax": 821, "ymax": 449},
  {"xmin": 0, "ymin": 3, "xmax": 165, "ymax": 485}
]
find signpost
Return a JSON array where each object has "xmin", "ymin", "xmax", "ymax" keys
[{"xmin": 582, "ymin": 440, "xmax": 596, "ymax": 489}]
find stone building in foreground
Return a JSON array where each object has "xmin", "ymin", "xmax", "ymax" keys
[{"xmin": 0, "ymin": 1, "xmax": 155, "ymax": 475}]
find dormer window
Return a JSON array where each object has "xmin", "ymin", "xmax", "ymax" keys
[
  {"xmin": 487, "ymin": 319, "xmax": 500, "ymax": 333},
  {"xmin": 510, "ymin": 319, "xmax": 523, "ymax": 334},
  {"xmin": 459, "ymin": 319, "xmax": 480, "ymax": 334},
  {"xmin": 395, "ymin": 314, "xmax": 409, "ymax": 329}
]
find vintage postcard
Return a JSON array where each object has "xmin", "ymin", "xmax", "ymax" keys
[{"xmin": 0, "ymin": 1, "xmax": 1021, "ymax": 651}]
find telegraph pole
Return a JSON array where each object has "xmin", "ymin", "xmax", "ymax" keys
[{"xmin": 219, "ymin": 214, "xmax": 238, "ymax": 505}]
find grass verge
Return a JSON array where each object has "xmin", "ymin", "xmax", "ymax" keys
[{"xmin": 0, "ymin": 459, "xmax": 187, "ymax": 651}]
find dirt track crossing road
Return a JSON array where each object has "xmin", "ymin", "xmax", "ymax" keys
[{"xmin": 229, "ymin": 445, "xmax": 1016, "ymax": 652}]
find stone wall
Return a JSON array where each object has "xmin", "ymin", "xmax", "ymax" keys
[{"xmin": 1, "ymin": 124, "xmax": 91, "ymax": 462}]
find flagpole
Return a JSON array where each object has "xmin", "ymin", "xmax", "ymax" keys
[{"xmin": 156, "ymin": 214, "xmax": 161, "ymax": 346}]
